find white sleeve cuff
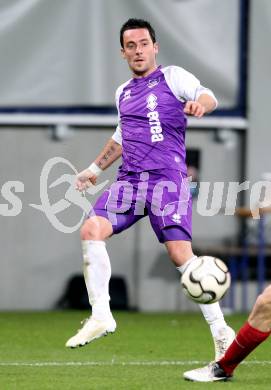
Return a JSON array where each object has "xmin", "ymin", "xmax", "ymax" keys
[{"xmin": 112, "ymin": 125, "xmax": 122, "ymax": 145}]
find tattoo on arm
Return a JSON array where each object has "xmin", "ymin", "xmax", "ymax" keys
[{"xmin": 97, "ymin": 143, "xmax": 120, "ymax": 168}]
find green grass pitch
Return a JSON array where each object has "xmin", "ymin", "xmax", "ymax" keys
[{"xmin": 0, "ymin": 311, "xmax": 270, "ymax": 389}]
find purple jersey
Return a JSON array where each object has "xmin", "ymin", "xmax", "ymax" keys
[
  {"xmin": 112, "ymin": 65, "xmax": 217, "ymax": 174},
  {"xmin": 91, "ymin": 66, "xmax": 217, "ymax": 242}
]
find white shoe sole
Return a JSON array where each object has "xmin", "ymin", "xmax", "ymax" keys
[
  {"xmin": 184, "ymin": 375, "xmax": 231, "ymax": 382},
  {"xmin": 72, "ymin": 328, "xmax": 116, "ymax": 348},
  {"xmin": 66, "ymin": 322, "xmax": 116, "ymax": 348}
]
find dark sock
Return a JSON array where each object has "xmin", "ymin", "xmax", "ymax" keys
[{"xmin": 219, "ymin": 322, "xmax": 271, "ymax": 375}]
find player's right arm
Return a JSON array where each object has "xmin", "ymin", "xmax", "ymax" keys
[
  {"xmin": 76, "ymin": 85, "xmax": 124, "ymax": 192},
  {"xmin": 76, "ymin": 136, "xmax": 122, "ymax": 192}
]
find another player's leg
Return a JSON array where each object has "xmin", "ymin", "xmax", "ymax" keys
[
  {"xmin": 66, "ymin": 216, "xmax": 116, "ymax": 348},
  {"xmin": 183, "ymin": 285, "xmax": 271, "ymax": 381},
  {"xmin": 217, "ymin": 285, "xmax": 271, "ymax": 375},
  {"xmin": 165, "ymin": 239, "xmax": 235, "ymax": 362}
]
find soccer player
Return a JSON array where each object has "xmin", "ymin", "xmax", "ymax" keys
[
  {"xmin": 65, "ymin": 18, "xmax": 235, "ymax": 357},
  {"xmin": 183, "ymin": 285, "xmax": 271, "ymax": 381}
]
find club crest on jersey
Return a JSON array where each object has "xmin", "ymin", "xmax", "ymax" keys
[
  {"xmin": 147, "ymin": 77, "xmax": 160, "ymax": 88},
  {"xmin": 146, "ymin": 93, "xmax": 158, "ymax": 111},
  {"xmin": 123, "ymin": 89, "xmax": 131, "ymax": 101}
]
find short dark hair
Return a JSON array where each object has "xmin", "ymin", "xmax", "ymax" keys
[{"xmin": 120, "ymin": 18, "xmax": 156, "ymax": 48}]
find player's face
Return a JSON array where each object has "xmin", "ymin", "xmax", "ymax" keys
[{"xmin": 121, "ymin": 28, "xmax": 158, "ymax": 78}]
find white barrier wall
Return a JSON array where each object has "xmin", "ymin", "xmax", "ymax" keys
[
  {"xmin": 0, "ymin": 0, "xmax": 239, "ymax": 108},
  {"xmin": 247, "ymin": 0, "xmax": 271, "ymax": 184}
]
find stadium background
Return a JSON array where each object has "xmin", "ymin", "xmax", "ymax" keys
[{"xmin": 0, "ymin": 0, "xmax": 270, "ymax": 314}]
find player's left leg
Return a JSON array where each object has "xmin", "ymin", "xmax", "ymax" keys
[
  {"xmin": 164, "ymin": 238, "xmax": 235, "ymax": 362},
  {"xmin": 147, "ymin": 169, "xmax": 234, "ymax": 362}
]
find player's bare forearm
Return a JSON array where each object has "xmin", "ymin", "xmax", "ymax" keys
[
  {"xmin": 196, "ymin": 93, "xmax": 217, "ymax": 114},
  {"xmin": 76, "ymin": 138, "xmax": 122, "ymax": 191},
  {"xmin": 184, "ymin": 94, "xmax": 217, "ymax": 118},
  {"xmin": 94, "ymin": 138, "xmax": 122, "ymax": 171}
]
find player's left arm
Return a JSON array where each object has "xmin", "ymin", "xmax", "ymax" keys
[
  {"xmin": 166, "ymin": 66, "xmax": 218, "ymax": 118},
  {"xmin": 184, "ymin": 93, "xmax": 217, "ymax": 118}
]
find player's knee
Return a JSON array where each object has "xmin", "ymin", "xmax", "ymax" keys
[
  {"xmin": 254, "ymin": 294, "xmax": 267, "ymax": 312},
  {"xmin": 249, "ymin": 287, "xmax": 271, "ymax": 329},
  {"xmin": 166, "ymin": 241, "xmax": 193, "ymax": 265},
  {"xmin": 255, "ymin": 288, "xmax": 271, "ymax": 312},
  {"xmin": 80, "ymin": 218, "xmax": 101, "ymax": 240},
  {"xmin": 167, "ymin": 245, "xmax": 179, "ymax": 263},
  {"xmin": 259, "ymin": 285, "xmax": 271, "ymax": 307},
  {"xmin": 263, "ymin": 285, "xmax": 271, "ymax": 299}
]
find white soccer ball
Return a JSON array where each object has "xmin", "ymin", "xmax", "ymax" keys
[{"xmin": 181, "ymin": 256, "xmax": 231, "ymax": 304}]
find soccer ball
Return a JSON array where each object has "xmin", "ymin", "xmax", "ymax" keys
[{"xmin": 181, "ymin": 256, "xmax": 231, "ymax": 304}]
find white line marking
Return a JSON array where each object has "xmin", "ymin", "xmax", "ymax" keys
[{"xmin": 0, "ymin": 360, "xmax": 270, "ymax": 367}]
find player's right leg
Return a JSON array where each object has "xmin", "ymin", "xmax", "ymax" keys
[
  {"xmin": 66, "ymin": 180, "xmax": 145, "ymax": 348},
  {"xmin": 65, "ymin": 215, "xmax": 116, "ymax": 348}
]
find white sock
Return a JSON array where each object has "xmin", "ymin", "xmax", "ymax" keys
[
  {"xmin": 199, "ymin": 302, "xmax": 228, "ymax": 338},
  {"xmin": 176, "ymin": 257, "xmax": 228, "ymax": 339},
  {"xmin": 176, "ymin": 256, "xmax": 197, "ymax": 274},
  {"xmin": 82, "ymin": 240, "xmax": 112, "ymax": 321}
]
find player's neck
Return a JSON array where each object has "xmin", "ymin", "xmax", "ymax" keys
[{"xmin": 132, "ymin": 65, "xmax": 158, "ymax": 79}]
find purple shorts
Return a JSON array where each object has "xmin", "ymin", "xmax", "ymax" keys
[{"xmin": 90, "ymin": 169, "xmax": 192, "ymax": 243}]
